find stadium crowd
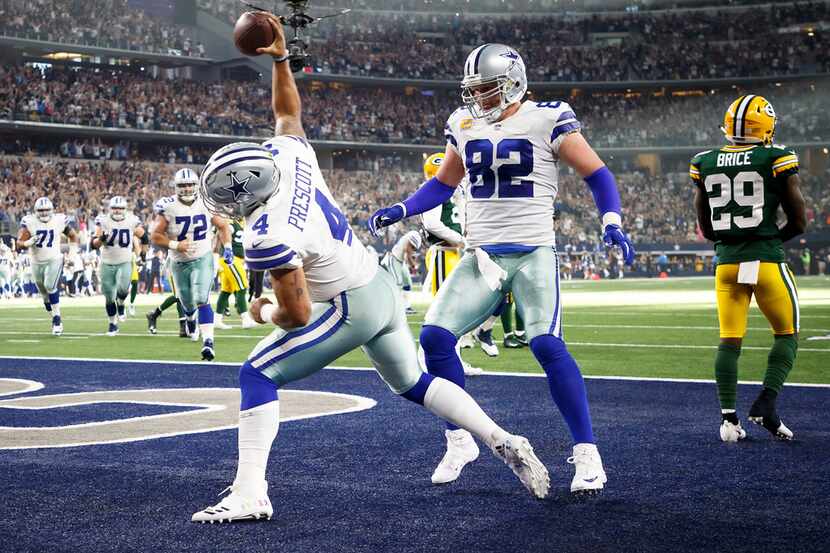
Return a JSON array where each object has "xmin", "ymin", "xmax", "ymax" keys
[
  {"xmin": 0, "ymin": 0, "xmax": 205, "ymax": 57},
  {"xmin": 3, "ymin": 63, "xmax": 829, "ymax": 147},
  {"xmin": 201, "ymin": 0, "xmax": 829, "ymax": 80},
  {"xmin": 1, "ymin": 156, "xmax": 828, "ymax": 255}
]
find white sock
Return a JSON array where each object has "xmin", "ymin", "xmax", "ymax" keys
[
  {"xmin": 235, "ymin": 401, "xmax": 279, "ymax": 495},
  {"xmin": 52, "ymin": 305, "xmax": 61, "ymax": 317},
  {"xmin": 200, "ymin": 323, "xmax": 214, "ymax": 341},
  {"xmin": 109, "ymin": 316, "xmax": 117, "ymax": 324},
  {"xmin": 480, "ymin": 315, "xmax": 497, "ymax": 332},
  {"xmin": 423, "ymin": 378, "xmax": 508, "ymax": 447}
]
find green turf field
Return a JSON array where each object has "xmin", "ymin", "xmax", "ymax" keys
[{"xmin": 1, "ymin": 276, "xmax": 828, "ymax": 383}]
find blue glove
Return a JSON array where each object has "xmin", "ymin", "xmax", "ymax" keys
[
  {"xmin": 367, "ymin": 203, "xmax": 405, "ymax": 238},
  {"xmin": 222, "ymin": 246, "xmax": 234, "ymax": 265},
  {"xmin": 603, "ymin": 224, "xmax": 636, "ymax": 265}
]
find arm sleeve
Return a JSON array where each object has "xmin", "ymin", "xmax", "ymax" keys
[
  {"xmin": 422, "ymin": 205, "xmax": 464, "ymax": 244},
  {"xmin": 244, "ymin": 239, "xmax": 303, "ymax": 272}
]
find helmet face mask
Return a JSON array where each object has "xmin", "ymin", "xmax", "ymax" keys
[
  {"xmin": 34, "ymin": 197, "xmax": 53, "ymax": 223},
  {"xmin": 109, "ymin": 196, "xmax": 127, "ymax": 221},
  {"xmin": 461, "ymin": 44, "xmax": 527, "ymax": 124},
  {"xmin": 200, "ymin": 142, "xmax": 280, "ymax": 220}
]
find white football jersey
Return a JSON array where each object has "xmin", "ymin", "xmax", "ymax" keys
[
  {"xmin": 96, "ymin": 213, "xmax": 141, "ymax": 265},
  {"xmin": 391, "ymin": 231, "xmax": 421, "ymax": 261},
  {"xmin": 21, "ymin": 214, "xmax": 70, "ymax": 263},
  {"xmin": 445, "ymin": 100, "xmax": 581, "ymax": 249},
  {"xmin": 243, "ymin": 136, "xmax": 377, "ymax": 303},
  {"xmin": 154, "ymin": 195, "xmax": 214, "ymax": 262}
]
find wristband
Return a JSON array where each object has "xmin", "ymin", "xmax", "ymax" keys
[
  {"xmin": 260, "ymin": 303, "xmax": 276, "ymax": 324},
  {"xmin": 168, "ymin": 240, "xmax": 179, "ymax": 250},
  {"xmin": 272, "ymin": 53, "xmax": 289, "ymax": 63}
]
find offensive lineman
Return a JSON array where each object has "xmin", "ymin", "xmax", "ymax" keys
[
  {"xmin": 91, "ymin": 196, "xmax": 145, "ymax": 336},
  {"xmin": 191, "ymin": 15, "xmax": 549, "ymax": 524},
  {"xmin": 370, "ymin": 43, "xmax": 635, "ymax": 494},
  {"xmin": 692, "ymin": 95, "xmax": 806, "ymax": 442},
  {"xmin": 151, "ymin": 168, "xmax": 233, "ymax": 361},
  {"xmin": 17, "ymin": 197, "xmax": 79, "ymax": 335}
]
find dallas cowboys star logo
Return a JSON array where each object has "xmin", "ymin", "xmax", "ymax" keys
[
  {"xmin": 500, "ymin": 51, "xmax": 519, "ymax": 60},
  {"xmin": 224, "ymin": 171, "xmax": 259, "ymax": 201}
]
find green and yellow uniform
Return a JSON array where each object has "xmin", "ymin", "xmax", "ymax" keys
[
  {"xmin": 219, "ymin": 220, "xmax": 248, "ymax": 293},
  {"xmin": 691, "ymin": 144, "xmax": 800, "ymax": 338}
]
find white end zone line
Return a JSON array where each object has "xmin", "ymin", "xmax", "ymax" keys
[{"xmin": 0, "ymin": 355, "xmax": 828, "ymax": 389}]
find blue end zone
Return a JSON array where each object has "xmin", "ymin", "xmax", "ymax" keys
[{"xmin": 0, "ymin": 357, "xmax": 827, "ymax": 553}]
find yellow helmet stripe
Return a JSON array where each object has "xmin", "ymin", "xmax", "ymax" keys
[{"xmin": 735, "ymin": 94, "xmax": 756, "ymax": 138}]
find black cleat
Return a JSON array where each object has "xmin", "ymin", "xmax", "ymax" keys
[
  {"xmin": 201, "ymin": 339, "xmax": 215, "ymax": 361},
  {"xmin": 146, "ymin": 310, "xmax": 159, "ymax": 335},
  {"xmin": 503, "ymin": 333, "xmax": 523, "ymax": 349},
  {"xmin": 748, "ymin": 393, "xmax": 794, "ymax": 441},
  {"xmin": 179, "ymin": 320, "xmax": 188, "ymax": 338}
]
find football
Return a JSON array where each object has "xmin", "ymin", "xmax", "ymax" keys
[{"xmin": 233, "ymin": 11, "xmax": 275, "ymax": 57}]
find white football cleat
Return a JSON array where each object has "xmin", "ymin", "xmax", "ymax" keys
[
  {"xmin": 191, "ymin": 483, "xmax": 273, "ymax": 524},
  {"xmin": 128, "ymin": 305, "xmax": 136, "ymax": 316},
  {"xmin": 461, "ymin": 359, "xmax": 484, "ymax": 377},
  {"xmin": 567, "ymin": 443, "xmax": 607, "ymax": 496},
  {"xmin": 118, "ymin": 313, "xmax": 127, "ymax": 322},
  {"xmin": 457, "ymin": 333, "xmax": 475, "ymax": 349},
  {"xmin": 492, "ymin": 434, "xmax": 550, "ymax": 499},
  {"xmin": 431, "ymin": 429, "xmax": 480, "ymax": 484},
  {"xmin": 51, "ymin": 316, "xmax": 63, "ymax": 336},
  {"xmin": 214, "ymin": 315, "xmax": 232, "ymax": 330},
  {"xmin": 474, "ymin": 327, "xmax": 500, "ymax": 357},
  {"xmin": 107, "ymin": 323, "xmax": 119, "ymax": 337},
  {"xmin": 241, "ymin": 311, "xmax": 256, "ymax": 329},
  {"xmin": 720, "ymin": 420, "xmax": 747, "ymax": 443}
]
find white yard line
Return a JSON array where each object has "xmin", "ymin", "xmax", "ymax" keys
[{"xmin": 0, "ymin": 355, "xmax": 827, "ymax": 389}]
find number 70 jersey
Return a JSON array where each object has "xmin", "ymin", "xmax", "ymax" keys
[
  {"xmin": 154, "ymin": 195, "xmax": 214, "ymax": 262},
  {"xmin": 243, "ymin": 136, "xmax": 377, "ymax": 303},
  {"xmin": 445, "ymin": 100, "xmax": 581, "ymax": 249}
]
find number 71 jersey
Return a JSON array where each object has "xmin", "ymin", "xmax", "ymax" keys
[
  {"xmin": 243, "ymin": 136, "xmax": 377, "ymax": 303},
  {"xmin": 154, "ymin": 195, "xmax": 214, "ymax": 262},
  {"xmin": 445, "ymin": 100, "xmax": 580, "ymax": 249}
]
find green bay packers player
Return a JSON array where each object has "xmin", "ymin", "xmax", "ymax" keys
[
  {"xmin": 17, "ymin": 197, "xmax": 79, "ymax": 335},
  {"xmin": 692, "ymin": 95, "xmax": 806, "ymax": 442},
  {"xmin": 215, "ymin": 218, "xmax": 255, "ymax": 329},
  {"xmin": 151, "ymin": 168, "xmax": 233, "ymax": 361},
  {"xmin": 91, "ymin": 196, "xmax": 145, "ymax": 336}
]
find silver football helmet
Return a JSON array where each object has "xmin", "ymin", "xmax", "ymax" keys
[
  {"xmin": 109, "ymin": 196, "xmax": 127, "ymax": 221},
  {"xmin": 34, "ymin": 197, "xmax": 54, "ymax": 223},
  {"xmin": 461, "ymin": 43, "xmax": 528, "ymax": 123},
  {"xmin": 200, "ymin": 142, "xmax": 279, "ymax": 218},
  {"xmin": 173, "ymin": 168, "xmax": 199, "ymax": 204}
]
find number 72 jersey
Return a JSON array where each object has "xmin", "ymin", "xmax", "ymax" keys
[
  {"xmin": 445, "ymin": 100, "xmax": 581, "ymax": 249},
  {"xmin": 154, "ymin": 196, "xmax": 214, "ymax": 262}
]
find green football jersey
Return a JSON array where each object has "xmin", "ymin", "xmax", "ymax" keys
[
  {"xmin": 231, "ymin": 219, "xmax": 245, "ymax": 258},
  {"xmin": 690, "ymin": 144, "xmax": 799, "ymax": 264},
  {"xmin": 425, "ymin": 199, "xmax": 463, "ymax": 246}
]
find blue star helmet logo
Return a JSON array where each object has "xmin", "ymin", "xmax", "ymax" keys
[
  {"xmin": 223, "ymin": 171, "xmax": 260, "ymax": 201},
  {"xmin": 500, "ymin": 51, "xmax": 519, "ymax": 60}
]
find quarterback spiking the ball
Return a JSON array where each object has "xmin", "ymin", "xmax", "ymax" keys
[
  {"xmin": 369, "ymin": 43, "xmax": 636, "ymax": 494},
  {"xmin": 190, "ymin": 14, "xmax": 550, "ymax": 525}
]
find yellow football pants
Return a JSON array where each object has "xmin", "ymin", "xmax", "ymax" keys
[
  {"xmin": 131, "ymin": 260, "xmax": 139, "ymax": 281},
  {"xmin": 426, "ymin": 246, "xmax": 461, "ymax": 296},
  {"xmin": 219, "ymin": 256, "xmax": 248, "ymax": 293},
  {"xmin": 715, "ymin": 262, "xmax": 799, "ymax": 338}
]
